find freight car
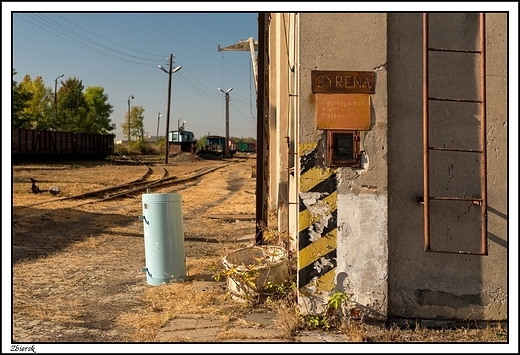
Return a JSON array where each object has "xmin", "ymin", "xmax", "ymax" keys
[
  {"xmin": 12, "ymin": 128, "xmax": 115, "ymax": 162},
  {"xmin": 237, "ymin": 141, "xmax": 257, "ymax": 153},
  {"xmin": 198, "ymin": 135, "xmax": 237, "ymax": 158}
]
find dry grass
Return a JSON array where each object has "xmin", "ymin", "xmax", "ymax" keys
[
  {"xmin": 273, "ymin": 301, "xmax": 301, "ymax": 338},
  {"xmin": 336, "ymin": 320, "xmax": 508, "ymax": 342},
  {"xmin": 12, "ymin": 157, "xmax": 509, "ymax": 344},
  {"xmin": 117, "ymin": 281, "xmax": 243, "ymax": 342}
]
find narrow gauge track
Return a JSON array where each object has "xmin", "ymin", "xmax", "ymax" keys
[
  {"xmin": 14, "ymin": 163, "xmax": 230, "ymax": 211},
  {"xmin": 14, "ymin": 165, "xmax": 155, "ymax": 210},
  {"xmin": 73, "ymin": 163, "xmax": 230, "ymax": 207}
]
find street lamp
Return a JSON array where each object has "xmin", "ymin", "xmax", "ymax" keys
[
  {"xmin": 218, "ymin": 87, "xmax": 233, "ymax": 157},
  {"xmin": 158, "ymin": 53, "xmax": 182, "ymax": 164},
  {"xmin": 177, "ymin": 117, "xmax": 185, "ymax": 132},
  {"xmin": 127, "ymin": 95, "xmax": 134, "ymax": 142},
  {"xmin": 54, "ymin": 74, "xmax": 64, "ymax": 121},
  {"xmin": 156, "ymin": 112, "xmax": 163, "ymax": 143}
]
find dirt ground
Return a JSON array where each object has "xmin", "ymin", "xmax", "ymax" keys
[
  {"xmin": 11, "ymin": 154, "xmax": 260, "ymax": 343},
  {"xmin": 8, "ymin": 153, "xmax": 509, "ymax": 348}
]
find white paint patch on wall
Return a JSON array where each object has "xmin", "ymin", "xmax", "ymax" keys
[
  {"xmin": 307, "ymin": 215, "xmax": 332, "ymax": 243},
  {"xmin": 300, "ymin": 191, "xmax": 330, "ymax": 215},
  {"xmin": 336, "ymin": 193, "xmax": 388, "ymax": 319}
]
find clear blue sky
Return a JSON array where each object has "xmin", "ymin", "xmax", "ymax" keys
[{"xmin": 9, "ymin": 6, "xmax": 259, "ymax": 141}]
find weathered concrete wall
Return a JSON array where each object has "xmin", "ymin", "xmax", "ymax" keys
[
  {"xmin": 267, "ymin": 13, "xmax": 292, "ymax": 237},
  {"xmin": 297, "ymin": 13, "xmax": 389, "ymax": 319},
  {"xmin": 387, "ymin": 13, "xmax": 508, "ymax": 320}
]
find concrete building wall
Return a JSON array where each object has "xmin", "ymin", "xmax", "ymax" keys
[
  {"xmin": 297, "ymin": 13, "xmax": 389, "ymax": 318},
  {"xmin": 387, "ymin": 13, "xmax": 508, "ymax": 320},
  {"xmin": 267, "ymin": 12, "xmax": 508, "ymax": 321},
  {"xmin": 267, "ymin": 13, "xmax": 291, "ymax": 236}
]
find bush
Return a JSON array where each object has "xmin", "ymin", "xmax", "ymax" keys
[{"xmin": 114, "ymin": 141, "xmax": 162, "ymax": 156}]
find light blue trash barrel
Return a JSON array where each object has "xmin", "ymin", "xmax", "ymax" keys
[{"xmin": 139, "ymin": 192, "xmax": 186, "ymax": 285}]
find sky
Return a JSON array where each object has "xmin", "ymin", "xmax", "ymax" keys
[{"xmin": 9, "ymin": 5, "xmax": 260, "ymax": 141}]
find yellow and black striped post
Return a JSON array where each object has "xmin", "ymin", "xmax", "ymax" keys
[{"xmin": 298, "ymin": 145, "xmax": 338, "ymax": 294}]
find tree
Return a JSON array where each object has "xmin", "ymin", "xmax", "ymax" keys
[
  {"xmin": 17, "ymin": 74, "xmax": 53, "ymax": 130},
  {"xmin": 56, "ymin": 77, "xmax": 87, "ymax": 132},
  {"xmin": 83, "ymin": 87, "xmax": 115, "ymax": 134},
  {"xmin": 121, "ymin": 105, "xmax": 145, "ymax": 141},
  {"xmin": 13, "ymin": 72, "xmax": 115, "ymax": 134},
  {"xmin": 12, "ymin": 69, "xmax": 33, "ymax": 129},
  {"xmin": 233, "ymin": 136, "xmax": 256, "ymax": 143},
  {"xmin": 196, "ymin": 135, "xmax": 207, "ymax": 151}
]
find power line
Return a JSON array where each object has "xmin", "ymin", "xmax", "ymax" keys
[
  {"xmin": 54, "ymin": 13, "xmax": 165, "ymax": 59},
  {"xmin": 230, "ymin": 99, "xmax": 256, "ymax": 122},
  {"xmin": 16, "ymin": 13, "xmax": 159, "ymax": 67},
  {"xmin": 173, "ymin": 57, "xmax": 222, "ymax": 102},
  {"xmin": 32, "ymin": 14, "xmax": 159, "ymax": 62}
]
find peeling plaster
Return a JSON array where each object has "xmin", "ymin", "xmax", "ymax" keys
[
  {"xmin": 361, "ymin": 151, "xmax": 370, "ymax": 169},
  {"xmin": 337, "ymin": 167, "xmax": 360, "ymax": 181},
  {"xmin": 300, "ymin": 192, "xmax": 333, "ymax": 217},
  {"xmin": 303, "ymin": 277, "xmax": 318, "ymax": 293},
  {"xmin": 314, "ymin": 257, "xmax": 335, "ymax": 273},
  {"xmin": 307, "ymin": 227, "xmax": 322, "ymax": 243},
  {"xmin": 307, "ymin": 214, "xmax": 332, "ymax": 242},
  {"xmin": 300, "ymin": 191, "xmax": 328, "ymax": 207}
]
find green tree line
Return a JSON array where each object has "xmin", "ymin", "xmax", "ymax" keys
[{"xmin": 12, "ymin": 69, "xmax": 118, "ymax": 135}]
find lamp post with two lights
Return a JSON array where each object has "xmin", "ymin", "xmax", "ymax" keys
[{"xmin": 218, "ymin": 87, "xmax": 233, "ymax": 157}]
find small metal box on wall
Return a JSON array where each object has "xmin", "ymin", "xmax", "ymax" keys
[
  {"xmin": 312, "ymin": 70, "xmax": 375, "ymax": 167},
  {"xmin": 327, "ymin": 130, "xmax": 361, "ymax": 168}
]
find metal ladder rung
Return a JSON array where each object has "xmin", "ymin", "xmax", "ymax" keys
[
  {"xmin": 429, "ymin": 97, "xmax": 482, "ymax": 103},
  {"xmin": 429, "ymin": 196, "xmax": 483, "ymax": 204},
  {"xmin": 429, "ymin": 47, "xmax": 482, "ymax": 54},
  {"xmin": 429, "ymin": 147, "xmax": 482, "ymax": 153},
  {"xmin": 425, "ymin": 248, "xmax": 486, "ymax": 256}
]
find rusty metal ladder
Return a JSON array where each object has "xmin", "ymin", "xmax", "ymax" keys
[{"xmin": 422, "ymin": 13, "xmax": 488, "ymax": 255}]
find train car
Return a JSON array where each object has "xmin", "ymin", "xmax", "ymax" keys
[
  {"xmin": 12, "ymin": 128, "xmax": 115, "ymax": 162},
  {"xmin": 247, "ymin": 142, "xmax": 257, "ymax": 153},
  {"xmin": 198, "ymin": 135, "xmax": 237, "ymax": 158},
  {"xmin": 237, "ymin": 141, "xmax": 257, "ymax": 153}
]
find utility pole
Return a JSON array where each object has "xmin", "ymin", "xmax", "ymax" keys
[
  {"xmin": 218, "ymin": 87, "xmax": 233, "ymax": 157},
  {"xmin": 165, "ymin": 55, "xmax": 173, "ymax": 163},
  {"xmin": 158, "ymin": 54, "xmax": 181, "ymax": 164},
  {"xmin": 225, "ymin": 92, "xmax": 230, "ymax": 157}
]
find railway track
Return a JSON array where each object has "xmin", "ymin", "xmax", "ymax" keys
[{"xmin": 14, "ymin": 162, "xmax": 230, "ymax": 211}]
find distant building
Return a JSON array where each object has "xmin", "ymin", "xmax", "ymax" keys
[
  {"xmin": 167, "ymin": 129, "xmax": 196, "ymax": 155},
  {"xmin": 169, "ymin": 130, "xmax": 194, "ymax": 143}
]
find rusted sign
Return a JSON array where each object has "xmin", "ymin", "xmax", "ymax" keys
[
  {"xmin": 312, "ymin": 70, "xmax": 375, "ymax": 94},
  {"xmin": 316, "ymin": 94, "xmax": 371, "ymax": 130}
]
